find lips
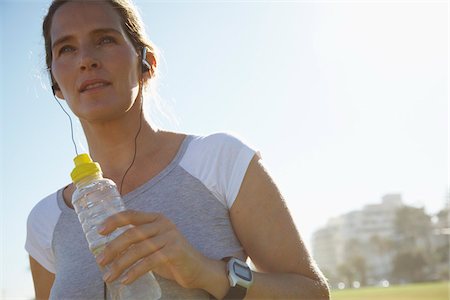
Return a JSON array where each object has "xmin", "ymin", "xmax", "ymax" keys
[{"xmin": 79, "ymin": 79, "xmax": 111, "ymax": 93}]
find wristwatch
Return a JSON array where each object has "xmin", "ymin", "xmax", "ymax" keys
[{"xmin": 223, "ymin": 257, "xmax": 254, "ymax": 299}]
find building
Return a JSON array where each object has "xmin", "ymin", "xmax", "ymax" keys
[{"xmin": 312, "ymin": 194, "xmax": 403, "ymax": 287}]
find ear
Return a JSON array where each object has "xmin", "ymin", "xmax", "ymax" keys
[
  {"xmin": 142, "ymin": 50, "xmax": 157, "ymax": 82},
  {"xmin": 55, "ymin": 89, "xmax": 65, "ymax": 99},
  {"xmin": 48, "ymin": 69, "xmax": 65, "ymax": 99},
  {"xmin": 55, "ymin": 91, "xmax": 66, "ymax": 100}
]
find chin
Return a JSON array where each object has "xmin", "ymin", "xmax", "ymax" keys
[
  {"xmin": 70, "ymin": 91, "xmax": 135, "ymax": 121},
  {"xmin": 78, "ymin": 103, "xmax": 132, "ymax": 123}
]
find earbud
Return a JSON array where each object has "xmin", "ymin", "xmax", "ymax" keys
[
  {"xmin": 141, "ymin": 47, "xmax": 151, "ymax": 74},
  {"xmin": 47, "ymin": 68, "xmax": 59, "ymax": 95}
]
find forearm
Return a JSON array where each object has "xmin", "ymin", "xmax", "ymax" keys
[
  {"xmin": 198, "ymin": 258, "xmax": 330, "ymax": 300},
  {"xmin": 245, "ymin": 271, "xmax": 330, "ymax": 300}
]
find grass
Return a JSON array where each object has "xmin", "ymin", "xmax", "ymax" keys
[{"xmin": 331, "ymin": 281, "xmax": 449, "ymax": 300}]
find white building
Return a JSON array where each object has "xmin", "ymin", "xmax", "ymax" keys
[{"xmin": 312, "ymin": 194, "xmax": 403, "ymax": 286}]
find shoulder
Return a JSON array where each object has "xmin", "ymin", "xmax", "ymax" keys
[
  {"xmin": 185, "ymin": 132, "xmax": 257, "ymax": 158},
  {"xmin": 180, "ymin": 132, "xmax": 259, "ymax": 209},
  {"xmin": 25, "ymin": 191, "xmax": 62, "ymax": 273},
  {"xmin": 27, "ymin": 191, "xmax": 61, "ymax": 228}
]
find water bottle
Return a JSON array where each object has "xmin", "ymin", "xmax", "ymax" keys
[{"xmin": 71, "ymin": 153, "xmax": 161, "ymax": 300}]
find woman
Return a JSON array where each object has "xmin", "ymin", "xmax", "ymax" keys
[{"xmin": 25, "ymin": 0, "xmax": 330, "ymax": 299}]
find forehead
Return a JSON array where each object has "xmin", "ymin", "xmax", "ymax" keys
[{"xmin": 50, "ymin": 1, "xmax": 125, "ymax": 41}]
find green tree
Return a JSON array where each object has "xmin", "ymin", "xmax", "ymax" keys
[
  {"xmin": 370, "ymin": 234, "xmax": 394, "ymax": 254},
  {"xmin": 348, "ymin": 255, "xmax": 367, "ymax": 286},
  {"xmin": 395, "ymin": 206, "xmax": 432, "ymax": 249},
  {"xmin": 392, "ymin": 251, "xmax": 427, "ymax": 283},
  {"xmin": 369, "ymin": 234, "xmax": 395, "ymax": 281},
  {"xmin": 343, "ymin": 239, "xmax": 368, "ymax": 286},
  {"xmin": 336, "ymin": 264, "xmax": 354, "ymax": 287},
  {"xmin": 393, "ymin": 206, "xmax": 434, "ymax": 282},
  {"xmin": 434, "ymin": 207, "xmax": 449, "ymax": 280}
]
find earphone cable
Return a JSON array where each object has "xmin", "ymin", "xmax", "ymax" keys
[
  {"xmin": 53, "ymin": 95, "xmax": 79, "ymax": 156},
  {"xmin": 118, "ymin": 49, "xmax": 147, "ymax": 195},
  {"xmin": 119, "ymin": 97, "xmax": 143, "ymax": 195}
]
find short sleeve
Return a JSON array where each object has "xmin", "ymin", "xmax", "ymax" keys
[
  {"xmin": 25, "ymin": 192, "xmax": 61, "ymax": 273},
  {"xmin": 180, "ymin": 132, "xmax": 259, "ymax": 209}
]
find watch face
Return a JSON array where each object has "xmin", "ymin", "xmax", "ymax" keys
[{"xmin": 233, "ymin": 262, "xmax": 252, "ymax": 281}]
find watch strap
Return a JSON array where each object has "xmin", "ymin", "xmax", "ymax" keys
[
  {"xmin": 222, "ymin": 257, "xmax": 249, "ymax": 300},
  {"xmin": 223, "ymin": 285, "xmax": 247, "ymax": 299}
]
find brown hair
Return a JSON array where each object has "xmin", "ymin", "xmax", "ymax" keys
[{"xmin": 43, "ymin": 0, "xmax": 158, "ymax": 88}]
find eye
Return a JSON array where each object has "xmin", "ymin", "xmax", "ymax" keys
[
  {"xmin": 59, "ymin": 45, "xmax": 75, "ymax": 55},
  {"xmin": 99, "ymin": 36, "xmax": 116, "ymax": 45}
]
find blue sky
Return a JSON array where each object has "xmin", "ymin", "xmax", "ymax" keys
[{"xmin": 1, "ymin": 0, "xmax": 448, "ymax": 298}]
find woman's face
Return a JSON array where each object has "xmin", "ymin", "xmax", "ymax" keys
[{"xmin": 50, "ymin": 1, "xmax": 141, "ymax": 122}]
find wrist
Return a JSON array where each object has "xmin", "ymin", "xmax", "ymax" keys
[
  {"xmin": 222, "ymin": 257, "xmax": 254, "ymax": 299},
  {"xmin": 197, "ymin": 257, "xmax": 229, "ymax": 299}
]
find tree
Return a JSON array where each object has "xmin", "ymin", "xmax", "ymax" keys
[
  {"xmin": 392, "ymin": 251, "xmax": 427, "ymax": 283},
  {"xmin": 348, "ymin": 255, "xmax": 367, "ymax": 286},
  {"xmin": 394, "ymin": 206, "xmax": 434, "ymax": 282},
  {"xmin": 343, "ymin": 238, "xmax": 368, "ymax": 286},
  {"xmin": 370, "ymin": 234, "xmax": 394, "ymax": 254},
  {"xmin": 369, "ymin": 234, "xmax": 395, "ymax": 282},
  {"xmin": 433, "ymin": 207, "xmax": 449, "ymax": 280},
  {"xmin": 395, "ymin": 206, "xmax": 433, "ymax": 249},
  {"xmin": 337, "ymin": 264, "xmax": 354, "ymax": 287}
]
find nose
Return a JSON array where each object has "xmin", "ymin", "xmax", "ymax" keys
[{"xmin": 78, "ymin": 47, "xmax": 101, "ymax": 71}]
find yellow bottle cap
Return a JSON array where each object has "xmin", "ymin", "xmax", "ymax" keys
[{"xmin": 70, "ymin": 153, "xmax": 102, "ymax": 183}]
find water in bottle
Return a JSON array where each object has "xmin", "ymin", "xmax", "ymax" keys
[{"xmin": 71, "ymin": 153, "xmax": 161, "ymax": 300}]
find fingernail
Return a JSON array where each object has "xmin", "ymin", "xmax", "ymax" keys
[
  {"xmin": 96, "ymin": 253, "xmax": 105, "ymax": 264},
  {"xmin": 120, "ymin": 274, "xmax": 129, "ymax": 284},
  {"xmin": 103, "ymin": 271, "xmax": 111, "ymax": 282},
  {"xmin": 97, "ymin": 225, "xmax": 106, "ymax": 233}
]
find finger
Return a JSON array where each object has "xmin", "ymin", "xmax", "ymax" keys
[
  {"xmin": 98, "ymin": 224, "xmax": 161, "ymax": 267},
  {"xmin": 120, "ymin": 245, "xmax": 172, "ymax": 285},
  {"xmin": 99, "ymin": 210, "xmax": 161, "ymax": 235},
  {"xmin": 103, "ymin": 235, "xmax": 167, "ymax": 283}
]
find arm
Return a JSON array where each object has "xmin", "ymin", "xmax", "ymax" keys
[
  {"xmin": 201, "ymin": 155, "xmax": 330, "ymax": 299},
  {"xmin": 29, "ymin": 256, "xmax": 55, "ymax": 300},
  {"xmin": 97, "ymin": 156, "xmax": 329, "ymax": 299}
]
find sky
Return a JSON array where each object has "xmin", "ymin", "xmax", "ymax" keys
[{"xmin": 1, "ymin": 0, "xmax": 448, "ymax": 298}]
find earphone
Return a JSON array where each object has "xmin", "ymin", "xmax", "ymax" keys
[
  {"xmin": 141, "ymin": 47, "xmax": 152, "ymax": 74},
  {"xmin": 49, "ymin": 47, "xmax": 151, "ymax": 95},
  {"xmin": 47, "ymin": 68, "xmax": 58, "ymax": 95}
]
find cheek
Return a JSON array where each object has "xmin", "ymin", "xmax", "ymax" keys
[
  {"xmin": 52, "ymin": 61, "xmax": 75, "ymax": 92},
  {"xmin": 51, "ymin": 61, "xmax": 62, "ymax": 86},
  {"xmin": 126, "ymin": 62, "xmax": 140, "ymax": 85},
  {"xmin": 113, "ymin": 48, "xmax": 140, "ymax": 82},
  {"xmin": 115, "ymin": 66, "xmax": 140, "ymax": 97}
]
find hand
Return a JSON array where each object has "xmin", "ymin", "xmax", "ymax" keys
[{"xmin": 96, "ymin": 210, "xmax": 210, "ymax": 289}]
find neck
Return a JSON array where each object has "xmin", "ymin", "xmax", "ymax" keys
[{"xmin": 80, "ymin": 103, "xmax": 160, "ymax": 182}]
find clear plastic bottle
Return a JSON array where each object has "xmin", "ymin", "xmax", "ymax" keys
[{"xmin": 71, "ymin": 153, "xmax": 161, "ymax": 300}]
